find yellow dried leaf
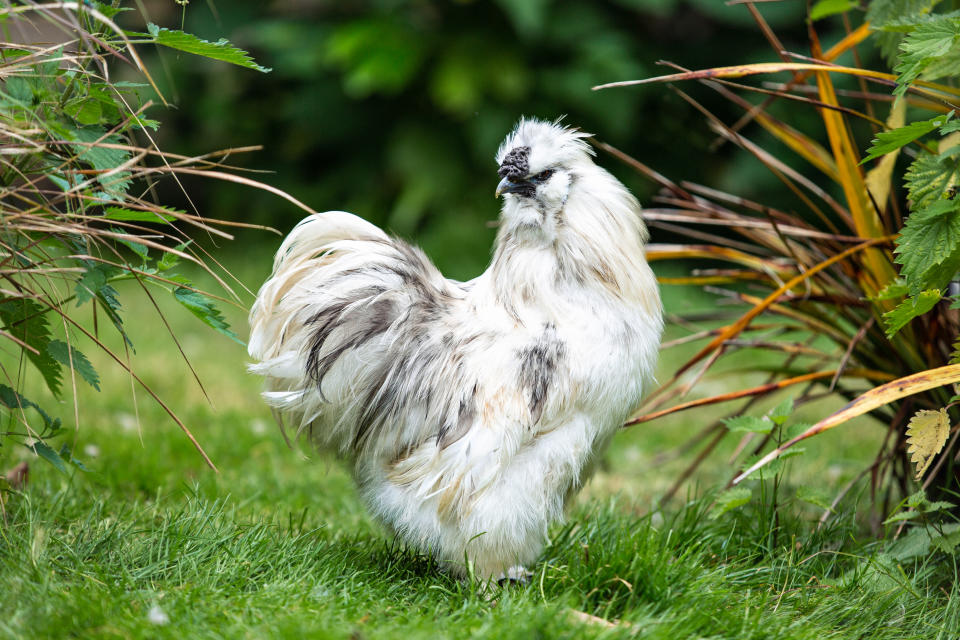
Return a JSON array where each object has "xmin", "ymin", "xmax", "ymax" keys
[
  {"xmin": 865, "ymin": 100, "xmax": 905, "ymax": 217},
  {"xmin": 906, "ymin": 408, "xmax": 951, "ymax": 480}
]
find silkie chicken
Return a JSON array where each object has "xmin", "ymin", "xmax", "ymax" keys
[{"xmin": 248, "ymin": 118, "xmax": 663, "ymax": 583}]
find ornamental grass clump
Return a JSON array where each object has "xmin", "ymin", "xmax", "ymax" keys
[
  {"xmin": 597, "ymin": 0, "xmax": 960, "ymax": 529},
  {"xmin": 0, "ymin": 2, "xmax": 308, "ymax": 487}
]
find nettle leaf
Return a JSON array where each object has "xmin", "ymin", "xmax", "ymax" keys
[
  {"xmin": 894, "ymin": 15, "xmax": 960, "ymax": 95},
  {"xmin": 75, "ymin": 262, "xmax": 120, "ymax": 305},
  {"xmin": 710, "ymin": 488, "xmax": 752, "ymax": 519},
  {"xmin": 111, "ymin": 229, "xmax": 148, "ymax": 261},
  {"xmin": 46, "ymin": 340, "xmax": 101, "ymax": 391},
  {"xmin": 0, "ymin": 384, "xmax": 55, "ymax": 429},
  {"xmin": 905, "ymin": 149, "xmax": 960, "ymax": 209},
  {"xmin": 723, "ymin": 415, "xmax": 773, "ymax": 434},
  {"xmin": 65, "ymin": 97, "xmax": 103, "ymax": 125},
  {"xmin": 146, "ymin": 24, "xmax": 271, "ymax": 73},
  {"xmin": 907, "ymin": 488, "xmax": 931, "ymax": 509},
  {"xmin": 159, "ymin": 240, "xmax": 191, "ymax": 272},
  {"xmin": 29, "ymin": 440, "xmax": 67, "ymax": 474},
  {"xmin": 862, "ymin": 113, "xmax": 951, "ymax": 163},
  {"xmin": 67, "ymin": 126, "xmax": 131, "ymax": 197},
  {"xmin": 785, "ymin": 422, "xmax": 813, "ymax": 439},
  {"xmin": 889, "ymin": 523, "xmax": 960, "ymax": 560},
  {"xmin": 874, "ymin": 279, "xmax": 911, "ymax": 300},
  {"xmin": 173, "ymin": 287, "xmax": 243, "ymax": 345},
  {"xmin": 884, "ymin": 509, "xmax": 924, "ymax": 524},
  {"xmin": 868, "ymin": 0, "xmax": 944, "ymax": 64},
  {"xmin": 91, "ymin": 1, "xmax": 132, "ymax": 19},
  {"xmin": 0, "ymin": 299, "xmax": 62, "ymax": 396},
  {"xmin": 894, "ymin": 198, "xmax": 960, "ymax": 294},
  {"xmin": 59, "ymin": 444, "xmax": 89, "ymax": 472},
  {"xmin": 769, "ymin": 398, "xmax": 794, "ymax": 426},
  {"xmin": 741, "ymin": 454, "xmax": 784, "ymax": 477},
  {"xmin": 75, "ymin": 262, "xmax": 132, "ymax": 347},
  {"xmin": 921, "ymin": 42, "xmax": 960, "ymax": 80},
  {"xmin": 796, "ymin": 486, "xmax": 834, "ymax": 512},
  {"xmin": 882, "ymin": 289, "xmax": 942, "ymax": 336},
  {"xmin": 905, "ymin": 408, "xmax": 950, "ymax": 479},
  {"xmin": 811, "ymin": 0, "xmax": 858, "ymax": 20}
]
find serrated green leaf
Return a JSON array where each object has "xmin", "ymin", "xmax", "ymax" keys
[
  {"xmin": 75, "ymin": 264, "xmax": 107, "ymax": 306},
  {"xmin": 884, "ymin": 509, "xmax": 923, "ymax": 524},
  {"xmin": 907, "ymin": 488, "xmax": 929, "ymax": 508},
  {"xmin": 889, "ymin": 523, "xmax": 960, "ymax": 559},
  {"xmin": 894, "ymin": 15, "xmax": 960, "ymax": 95},
  {"xmin": 723, "ymin": 415, "xmax": 773, "ymax": 433},
  {"xmin": 58, "ymin": 444, "xmax": 89, "ymax": 472},
  {"xmin": 933, "ymin": 529, "xmax": 960, "ymax": 552},
  {"xmin": 811, "ymin": 0, "xmax": 858, "ymax": 20},
  {"xmin": 74, "ymin": 261, "xmax": 132, "ymax": 347},
  {"xmin": 65, "ymin": 97, "xmax": 103, "ymax": 125},
  {"xmin": 67, "ymin": 126, "xmax": 131, "ymax": 197},
  {"xmin": 882, "ymin": 289, "xmax": 943, "ymax": 336},
  {"xmin": 862, "ymin": 114, "xmax": 950, "ymax": 163},
  {"xmin": 868, "ymin": 0, "xmax": 945, "ymax": 65},
  {"xmin": 147, "ymin": 24, "xmax": 271, "ymax": 73},
  {"xmin": 769, "ymin": 398, "xmax": 794, "ymax": 425},
  {"xmin": 779, "ymin": 447, "xmax": 806, "ymax": 460},
  {"xmin": 0, "ymin": 299, "xmax": 61, "ymax": 396},
  {"xmin": 91, "ymin": 1, "xmax": 132, "ymax": 18},
  {"xmin": 173, "ymin": 287, "xmax": 243, "ymax": 345},
  {"xmin": 920, "ymin": 41, "xmax": 960, "ymax": 80},
  {"xmin": 874, "ymin": 279, "xmax": 911, "ymax": 301},
  {"xmin": 924, "ymin": 499, "xmax": 957, "ymax": 512},
  {"xmin": 894, "ymin": 199, "xmax": 960, "ymax": 293},
  {"xmin": 785, "ymin": 422, "xmax": 813, "ymax": 439},
  {"xmin": 46, "ymin": 340, "xmax": 100, "ymax": 391},
  {"xmin": 741, "ymin": 454, "xmax": 784, "ymax": 478},
  {"xmin": 905, "ymin": 149, "xmax": 960, "ymax": 209},
  {"xmin": 158, "ymin": 240, "xmax": 191, "ymax": 272},
  {"xmin": 710, "ymin": 488, "xmax": 752, "ymax": 519},
  {"xmin": 29, "ymin": 440, "xmax": 67, "ymax": 474},
  {"xmin": 796, "ymin": 486, "xmax": 834, "ymax": 512},
  {"xmin": 113, "ymin": 234, "xmax": 148, "ymax": 261},
  {"xmin": 103, "ymin": 207, "xmax": 176, "ymax": 223},
  {"xmin": 942, "ymin": 119, "xmax": 960, "ymax": 134},
  {"xmin": 0, "ymin": 384, "xmax": 53, "ymax": 428}
]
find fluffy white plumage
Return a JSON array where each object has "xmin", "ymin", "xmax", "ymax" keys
[{"xmin": 248, "ymin": 118, "xmax": 662, "ymax": 582}]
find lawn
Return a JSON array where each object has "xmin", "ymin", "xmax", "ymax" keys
[{"xmin": 0, "ymin": 244, "xmax": 958, "ymax": 639}]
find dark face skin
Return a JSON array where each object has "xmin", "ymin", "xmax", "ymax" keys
[{"xmin": 496, "ymin": 146, "xmax": 555, "ymax": 199}]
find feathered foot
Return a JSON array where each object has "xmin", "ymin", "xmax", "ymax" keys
[{"xmin": 496, "ymin": 565, "xmax": 533, "ymax": 587}]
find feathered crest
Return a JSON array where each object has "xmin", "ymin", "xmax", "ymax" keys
[{"xmin": 495, "ymin": 117, "xmax": 594, "ymax": 169}]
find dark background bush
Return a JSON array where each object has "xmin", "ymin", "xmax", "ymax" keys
[{"xmin": 129, "ymin": 0, "xmax": 845, "ymax": 279}]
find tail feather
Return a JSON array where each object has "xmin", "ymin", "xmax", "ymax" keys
[{"xmin": 248, "ymin": 211, "xmax": 462, "ymax": 457}]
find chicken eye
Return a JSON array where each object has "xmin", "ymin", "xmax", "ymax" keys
[{"xmin": 531, "ymin": 169, "xmax": 554, "ymax": 183}]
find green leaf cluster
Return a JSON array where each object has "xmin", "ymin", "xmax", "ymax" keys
[
  {"xmin": 0, "ymin": 6, "xmax": 264, "ymax": 473},
  {"xmin": 859, "ymin": 2, "xmax": 960, "ymax": 336},
  {"xmin": 883, "ymin": 491, "xmax": 959, "ymax": 556}
]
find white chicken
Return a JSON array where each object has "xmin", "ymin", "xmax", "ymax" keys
[{"xmin": 248, "ymin": 118, "xmax": 662, "ymax": 583}]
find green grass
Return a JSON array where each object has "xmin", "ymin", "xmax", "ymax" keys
[{"xmin": 0, "ymin": 247, "xmax": 958, "ymax": 639}]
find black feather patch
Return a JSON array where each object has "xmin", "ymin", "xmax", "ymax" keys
[
  {"xmin": 517, "ymin": 324, "xmax": 565, "ymax": 425},
  {"xmin": 305, "ymin": 289, "xmax": 396, "ymax": 395}
]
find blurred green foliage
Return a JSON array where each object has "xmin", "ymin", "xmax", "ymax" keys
[{"xmin": 133, "ymin": 0, "xmax": 811, "ymax": 278}]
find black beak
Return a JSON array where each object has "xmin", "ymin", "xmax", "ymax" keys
[{"xmin": 496, "ymin": 177, "xmax": 528, "ymax": 198}]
